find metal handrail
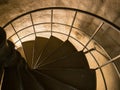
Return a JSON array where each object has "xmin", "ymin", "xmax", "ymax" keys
[{"xmin": 2, "ymin": 7, "xmax": 120, "ymax": 32}]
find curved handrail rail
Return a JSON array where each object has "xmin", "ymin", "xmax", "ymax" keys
[{"xmin": 2, "ymin": 7, "xmax": 120, "ymax": 32}]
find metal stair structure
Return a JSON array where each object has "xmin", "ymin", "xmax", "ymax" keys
[
  {"xmin": 0, "ymin": 7, "xmax": 120, "ymax": 90},
  {"xmin": 0, "ymin": 28, "xmax": 96, "ymax": 90}
]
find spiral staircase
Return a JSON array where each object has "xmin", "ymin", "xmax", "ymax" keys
[{"xmin": 0, "ymin": 7, "xmax": 120, "ymax": 90}]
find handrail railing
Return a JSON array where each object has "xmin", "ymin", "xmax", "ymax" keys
[{"xmin": 2, "ymin": 7, "xmax": 120, "ymax": 32}]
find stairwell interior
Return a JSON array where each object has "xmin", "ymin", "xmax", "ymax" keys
[{"xmin": 0, "ymin": 1, "xmax": 120, "ymax": 90}]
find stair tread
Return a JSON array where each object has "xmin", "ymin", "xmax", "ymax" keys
[
  {"xmin": 33, "ymin": 37, "xmax": 48, "ymax": 68},
  {"xmin": 40, "ymin": 51, "xmax": 90, "ymax": 69},
  {"xmin": 39, "ymin": 40, "xmax": 77, "ymax": 66},
  {"xmin": 38, "ymin": 69, "xmax": 96, "ymax": 90},
  {"xmin": 20, "ymin": 66, "xmax": 44, "ymax": 90},
  {"xmin": 37, "ymin": 36, "xmax": 63, "ymax": 66},
  {"xmin": 31, "ymin": 69, "xmax": 78, "ymax": 90},
  {"xmin": 22, "ymin": 41, "xmax": 34, "ymax": 67}
]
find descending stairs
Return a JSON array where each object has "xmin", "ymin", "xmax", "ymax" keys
[{"xmin": 0, "ymin": 33, "xmax": 96, "ymax": 90}]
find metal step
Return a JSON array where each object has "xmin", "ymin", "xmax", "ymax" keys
[
  {"xmin": 39, "ymin": 69, "xmax": 96, "ymax": 90},
  {"xmin": 40, "ymin": 51, "xmax": 90, "ymax": 69},
  {"xmin": 22, "ymin": 41, "xmax": 34, "ymax": 68},
  {"xmin": 37, "ymin": 36, "xmax": 63, "ymax": 66},
  {"xmin": 31, "ymin": 69, "xmax": 78, "ymax": 90},
  {"xmin": 20, "ymin": 66, "xmax": 44, "ymax": 90},
  {"xmin": 38, "ymin": 40, "xmax": 77, "ymax": 67},
  {"xmin": 32, "ymin": 37, "xmax": 48, "ymax": 68}
]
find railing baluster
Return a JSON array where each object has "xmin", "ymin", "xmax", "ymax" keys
[
  {"xmin": 67, "ymin": 11, "xmax": 77, "ymax": 40},
  {"xmin": 51, "ymin": 9, "xmax": 53, "ymax": 36},
  {"xmin": 30, "ymin": 13, "xmax": 36, "ymax": 68},
  {"xmin": 82, "ymin": 22, "xmax": 104, "ymax": 51},
  {"xmin": 95, "ymin": 55, "xmax": 120, "ymax": 70},
  {"xmin": 30, "ymin": 13, "xmax": 36, "ymax": 37},
  {"xmin": 11, "ymin": 23, "xmax": 22, "ymax": 43}
]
